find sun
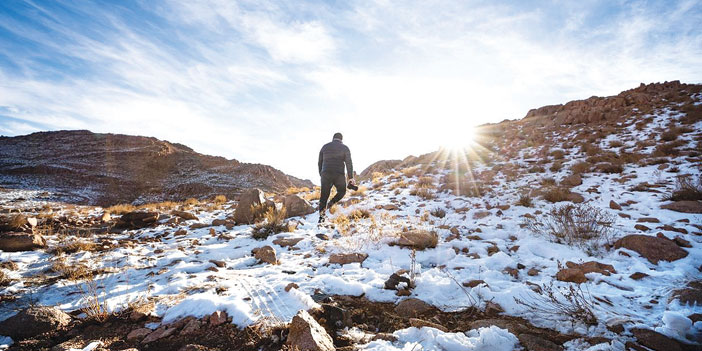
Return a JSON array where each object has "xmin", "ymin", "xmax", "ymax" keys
[{"xmin": 442, "ymin": 124, "xmax": 477, "ymax": 151}]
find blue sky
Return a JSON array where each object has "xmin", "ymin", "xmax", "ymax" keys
[{"xmin": 1, "ymin": 0, "xmax": 701, "ymax": 181}]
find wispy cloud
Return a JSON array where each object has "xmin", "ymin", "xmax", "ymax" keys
[{"xmin": 0, "ymin": 0, "xmax": 700, "ymax": 181}]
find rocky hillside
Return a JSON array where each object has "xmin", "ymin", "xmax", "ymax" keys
[
  {"xmin": 0, "ymin": 81, "xmax": 701, "ymax": 351},
  {"xmin": 0, "ymin": 130, "xmax": 313, "ymax": 205}
]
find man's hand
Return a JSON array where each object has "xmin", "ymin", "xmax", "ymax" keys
[{"xmin": 349, "ymin": 178, "xmax": 356, "ymax": 186}]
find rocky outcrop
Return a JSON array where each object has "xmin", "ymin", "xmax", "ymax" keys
[
  {"xmin": 115, "ymin": 211, "xmax": 159, "ymax": 229},
  {"xmin": 233, "ymin": 188, "xmax": 266, "ymax": 224},
  {"xmin": 392, "ymin": 230, "xmax": 438, "ymax": 250},
  {"xmin": 286, "ymin": 310, "xmax": 335, "ymax": 351},
  {"xmin": 661, "ymin": 201, "xmax": 702, "ymax": 214},
  {"xmin": 614, "ymin": 235, "xmax": 688, "ymax": 264},
  {"xmin": 0, "ymin": 306, "xmax": 71, "ymax": 340},
  {"xmin": 524, "ymin": 81, "xmax": 696, "ymax": 125},
  {"xmin": 0, "ymin": 130, "xmax": 313, "ymax": 206},
  {"xmin": 282, "ymin": 195, "xmax": 315, "ymax": 218},
  {"xmin": 0, "ymin": 232, "xmax": 45, "ymax": 252}
]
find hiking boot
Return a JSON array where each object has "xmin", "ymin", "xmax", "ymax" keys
[{"xmin": 318, "ymin": 212, "xmax": 326, "ymax": 224}]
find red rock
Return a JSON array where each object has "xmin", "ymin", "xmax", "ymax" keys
[
  {"xmin": 328, "ymin": 253, "xmax": 368, "ymax": 265},
  {"xmin": 409, "ymin": 318, "xmax": 448, "ymax": 332},
  {"xmin": 273, "ymin": 237, "xmax": 304, "ymax": 247},
  {"xmin": 285, "ymin": 283, "xmax": 299, "ymax": 292},
  {"xmin": 286, "ymin": 310, "xmax": 335, "ymax": 351},
  {"xmin": 462, "ymin": 280, "xmax": 486, "ymax": 288},
  {"xmin": 394, "ymin": 298, "xmax": 434, "ymax": 318},
  {"xmin": 283, "ymin": 195, "xmax": 316, "ymax": 218},
  {"xmin": 393, "ymin": 231, "xmax": 438, "ymax": 250},
  {"xmin": 637, "ymin": 217, "xmax": 660, "ymax": 223},
  {"xmin": 631, "ymin": 328, "xmax": 682, "ymax": 351},
  {"xmin": 0, "ymin": 306, "xmax": 71, "ymax": 340},
  {"xmin": 209, "ymin": 311, "xmax": 228, "ymax": 326},
  {"xmin": 253, "ymin": 245, "xmax": 278, "ymax": 265},
  {"xmin": 614, "ymin": 235, "xmax": 688, "ymax": 264},
  {"xmin": 233, "ymin": 188, "xmax": 266, "ymax": 224},
  {"xmin": 609, "ymin": 200, "xmax": 622, "ymax": 210},
  {"xmin": 661, "ymin": 201, "xmax": 702, "ymax": 214},
  {"xmin": 171, "ymin": 210, "xmax": 198, "ymax": 221},
  {"xmin": 561, "ymin": 174, "xmax": 582, "ymax": 187},
  {"xmin": 0, "ymin": 232, "xmax": 45, "ymax": 252},
  {"xmin": 630, "ymin": 272, "xmax": 649, "ymax": 280},
  {"xmin": 556, "ymin": 268, "xmax": 587, "ymax": 283},
  {"xmin": 127, "ymin": 328, "xmax": 152, "ymax": 341}
]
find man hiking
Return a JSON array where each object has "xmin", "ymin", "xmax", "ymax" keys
[{"xmin": 318, "ymin": 132, "xmax": 354, "ymax": 224}]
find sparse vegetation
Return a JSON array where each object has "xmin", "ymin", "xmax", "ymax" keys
[
  {"xmin": 515, "ymin": 282, "xmax": 597, "ymax": 326},
  {"xmin": 402, "ymin": 166, "xmax": 422, "ymax": 178},
  {"xmin": 525, "ymin": 203, "xmax": 615, "ymax": 248},
  {"xmin": 251, "ymin": 207, "xmax": 289, "ymax": 240},
  {"xmin": 348, "ymin": 207, "xmax": 372, "ymax": 220},
  {"xmin": 570, "ymin": 161, "xmax": 591, "ymax": 174},
  {"xmin": 104, "ymin": 203, "xmax": 136, "ymax": 215},
  {"xmin": 667, "ymin": 175, "xmax": 702, "ymax": 201},
  {"xmin": 410, "ymin": 186, "xmax": 435, "ymax": 200},
  {"xmin": 517, "ymin": 193, "xmax": 533, "ymax": 207},
  {"xmin": 430, "ymin": 207, "xmax": 446, "ymax": 218},
  {"xmin": 528, "ymin": 165, "xmax": 545, "ymax": 173},
  {"xmin": 542, "ymin": 187, "xmax": 572, "ymax": 203},
  {"xmin": 595, "ymin": 163, "xmax": 624, "ymax": 174}
]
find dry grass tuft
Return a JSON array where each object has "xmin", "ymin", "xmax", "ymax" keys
[
  {"xmin": 351, "ymin": 185, "xmax": 368, "ymax": 197},
  {"xmin": 542, "ymin": 187, "xmax": 573, "ymax": 203},
  {"xmin": 410, "ymin": 187, "xmax": 435, "ymax": 200},
  {"xmin": 514, "ymin": 282, "xmax": 597, "ymax": 327},
  {"xmin": 348, "ymin": 208, "xmax": 372, "ymax": 221},
  {"xmin": 667, "ymin": 175, "xmax": 702, "ymax": 201},
  {"xmin": 570, "ymin": 162, "xmax": 591, "ymax": 174},
  {"xmin": 517, "ymin": 193, "xmax": 533, "ymax": 207},
  {"xmin": 525, "ymin": 203, "xmax": 615, "ymax": 249},
  {"xmin": 104, "ymin": 203, "xmax": 136, "ymax": 215},
  {"xmin": 402, "ymin": 166, "xmax": 422, "ymax": 178},
  {"xmin": 286, "ymin": 187, "xmax": 310, "ymax": 195},
  {"xmin": 251, "ymin": 207, "xmax": 289, "ymax": 240}
]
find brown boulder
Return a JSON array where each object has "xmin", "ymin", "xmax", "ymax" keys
[
  {"xmin": 518, "ymin": 334, "xmax": 563, "ymax": 351},
  {"xmin": 127, "ymin": 328, "xmax": 152, "ymax": 341},
  {"xmin": 116, "ymin": 211, "xmax": 159, "ymax": 229},
  {"xmin": 286, "ymin": 310, "xmax": 335, "ymax": 351},
  {"xmin": 233, "ymin": 188, "xmax": 266, "ymax": 224},
  {"xmin": 670, "ymin": 281, "xmax": 702, "ymax": 306},
  {"xmin": 394, "ymin": 298, "xmax": 434, "ymax": 318},
  {"xmin": 171, "ymin": 210, "xmax": 198, "ymax": 221},
  {"xmin": 393, "ymin": 230, "xmax": 438, "ymax": 250},
  {"xmin": 141, "ymin": 325, "xmax": 178, "ymax": 344},
  {"xmin": 609, "ymin": 200, "xmax": 622, "ymax": 210},
  {"xmin": 273, "ymin": 237, "xmax": 304, "ymax": 247},
  {"xmin": 0, "ymin": 232, "xmax": 45, "ymax": 252},
  {"xmin": 634, "ymin": 224, "xmax": 650, "ymax": 231},
  {"xmin": 556, "ymin": 268, "xmax": 587, "ymax": 283},
  {"xmin": 283, "ymin": 195, "xmax": 316, "ymax": 218},
  {"xmin": 566, "ymin": 261, "xmax": 616, "ymax": 276},
  {"xmin": 661, "ymin": 201, "xmax": 702, "ymax": 214},
  {"xmin": 253, "ymin": 245, "xmax": 278, "ymax": 265},
  {"xmin": 614, "ymin": 235, "xmax": 688, "ymax": 264},
  {"xmin": 631, "ymin": 328, "xmax": 681, "ymax": 351},
  {"xmin": 561, "ymin": 174, "xmax": 582, "ymax": 187},
  {"xmin": 209, "ymin": 310, "xmax": 228, "ymax": 326},
  {"xmin": 329, "ymin": 252, "xmax": 368, "ymax": 265},
  {"xmin": 0, "ymin": 306, "xmax": 71, "ymax": 340}
]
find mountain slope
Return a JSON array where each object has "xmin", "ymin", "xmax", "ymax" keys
[{"xmin": 0, "ymin": 130, "xmax": 313, "ymax": 205}]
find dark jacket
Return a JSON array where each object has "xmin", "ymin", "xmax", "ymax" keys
[{"xmin": 318, "ymin": 139, "xmax": 353, "ymax": 178}]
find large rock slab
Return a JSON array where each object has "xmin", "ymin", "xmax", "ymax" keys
[
  {"xmin": 0, "ymin": 232, "xmax": 45, "ymax": 252},
  {"xmin": 631, "ymin": 328, "xmax": 682, "ymax": 351},
  {"xmin": 329, "ymin": 253, "xmax": 368, "ymax": 265},
  {"xmin": 116, "ymin": 211, "xmax": 159, "ymax": 229},
  {"xmin": 0, "ymin": 306, "xmax": 71, "ymax": 340},
  {"xmin": 286, "ymin": 310, "xmax": 335, "ymax": 351},
  {"xmin": 233, "ymin": 188, "xmax": 266, "ymax": 224},
  {"xmin": 393, "ymin": 230, "xmax": 438, "ymax": 250},
  {"xmin": 661, "ymin": 201, "xmax": 702, "ymax": 214},
  {"xmin": 283, "ymin": 195, "xmax": 316, "ymax": 218},
  {"xmin": 614, "ymin": 234, "xmax": 688, "ymax": 264},
  {"xmin": 394, "ymin": 298, "xmax": 434, "ymax": 318}
]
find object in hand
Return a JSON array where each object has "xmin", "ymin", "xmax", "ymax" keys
[{"xmin": 347, "ymin": 182, "xmax": 359, "ymax": 191}]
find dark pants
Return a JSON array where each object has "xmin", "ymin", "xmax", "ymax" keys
[{"xmin": 319, "ymin": 172, "xmax": 346, "ymax": 212}]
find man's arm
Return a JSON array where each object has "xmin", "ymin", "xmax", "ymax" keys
[
  {"xmin": 345, "ymin": 146, "xmax": 353, "ymax": 180},
  {"xmin": 318, "ymin": 149, "xmax": 324, "ymax": 175}
]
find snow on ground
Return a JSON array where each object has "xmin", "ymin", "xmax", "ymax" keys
[{"xmin": 1, "ymin": 107, "xmax": 701, "ymax": 349}]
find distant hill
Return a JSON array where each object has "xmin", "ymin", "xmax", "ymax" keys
[{"xmin": 0, "ymin": 130, "xmax": 313, "ymax": 205}]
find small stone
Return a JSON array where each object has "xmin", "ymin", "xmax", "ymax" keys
[
  {"xmin": 209, "ymin": 310, "xmax": 228, "ymax": 326},
  {"xmin": 609, "ymin": 200, "xmax": 622, "ymax": 210},
  {"xmin": 462, "ymin": 279, "xmax": 486, "ymax": 288},
  {"xmin": 329, "ymin": 252, "xmax": 368, "ymax": 265},
  {"xmin": 527, "ymin": 268, "xmax": 540, "ymax": 276},
  {"xmin": 409, "ymin": 318, "xmax": 448, "ymax": 332},
  {"xmin": 285, "ymin": 283, "xmax": 299, "ymax": 292},
  {"xmin": 630, "ymin": 272, "xmax": 649, "ymax": 280},
  {"xmin": 127, "ymin": 328, "xmax": 152, "ymax": 341},
  {"xmin": 394, "ymin": 298, "xmax": 433, "ymax": 318}
]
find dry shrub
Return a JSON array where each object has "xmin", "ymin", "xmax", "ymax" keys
[
  {"xmin": 286, "ymin": 187, "xmax": 310, "ymax": 195},
  {"xmin": 551, "ymin": 150, "xmax": 566, "ymax": 160},
  {"xmin": 653, "ymin": 141, "xmax": 684, "ymax": 157},
  {"xmin": 348, "ymin": 208, "xmax": 372, "ymax": 220},
  {"xmin": 680, "ymin": 103, "xmax": 702, "ymax": 124},
  {"xmin": 371, "ymin": 171, "xmax": 385, "ymax": 181},
  {"xmin": 416, "ymin": 176, "xmax": 436, "ymax": 188},
  {"xmin": 304, "ymin": 188, "xmax": 321, "ymax": 201},
  {"xmin": 525, "ymin": 203, "xmax": 615, "ymax": 249},
  {"xmin": 331, "ymin": 213, "xmax": 351, "ymax": 235},
  {"xmin": 514, "ymin": 282, "xmax": 597, "ymax": 326},
  {"xmin": 608, "ymin": 140, "xmax": 624, "ymax": 148},
  {"xmin": 78, "ymin": 277, "xmax": 110, "ymax": 322},
  {"xmin": 213, "ymin": 195, "xmax": 227, "ymax": 204},
  {"xmin": 0, "ymin": 271, "xmax": 9, "ymax": 287},
  {"xmin": 104, "ymin": 204, "xmax": 136, "ymax": 215},
  {"xmin": 410, "ymin": 187, "xmax": 435, "ymax": 200},
  {"xmin": 140, "ymin": 201, "xmax": 179, "ymax": 211},
  {"xmin": 667, "ymin": 175, "xmax": 702, "ymax": 201},
  {"xmin": 517, "ymin": 193, "xmax": 533, "ymax": 207},
  {"xmin": 541, "ymin": 177, "xmax": 556, "ymax": 186},
  {"xmin": 528, "ymin": 165, "xmax": 545, "ymax": 173},
  {"xmin": 550, "ymin": 162, "xmax": 563, "ymax": 172},
  {"xmin": 51, "ymin": 258, "xmax": 93, "ymax": 281},
  {"xmin": 351, "ymin": 186, "xmax": 368, "ymax": 197},
  {"xmin": 430, "ymin": 208, "xmax": 446, "ymax": 218},
  {"xmin": 570, "ymin": 162, "xmax": 591, "ymax": 174},
  {"xmin": 595, "ymin": 163, "xmax": 624, "ymax": 174},
  {"xmin": 389, "ymin": 180, "xmax": 408, "ymax": 190},
  {"xmin": 581, "ymin": 144, "xmax": 602, "ymax": 157},
  {"xmin": 660, "ymin": 129, "xmax": 681, "ymax": 142},
  {"xmin": 402, "ymin": 166, "xmax": 422, "ymax": 178},
  {"xmin": 52, "ymin": 240, "xmax": 97, "ymax": 255},
  {"xmin": 184, "ymin": 198, "xmax": 199, "ymax": 206},
  {"xmin": 542, "ymin": 187, "xmax": 572, "ymax": 203},
  {"xmin": 251, "ymin": 207, "xmax": 289, "ymax": 240}
]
